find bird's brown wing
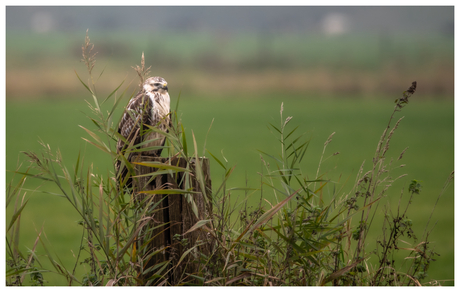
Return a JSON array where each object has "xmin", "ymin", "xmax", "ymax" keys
[{"xmin": 115, "ymin": 92, "xmax": 153, "ymax": 187}]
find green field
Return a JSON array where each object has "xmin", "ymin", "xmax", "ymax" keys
[
  {"xmin": 6, "ymin": 92, "xmax": 454, "ymax": 285},
  {"xmin": 6, "ymin": 31, "xmax": 454, "ymax": 99}
]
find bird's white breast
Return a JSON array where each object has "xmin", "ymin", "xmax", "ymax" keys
[
  {"xmin": 146, "ymin": 91, "xmax": 170, "ymax": 122},
  {"xmin": 143, "ymin": 91, "xmax": 170, "ymax": 153}
]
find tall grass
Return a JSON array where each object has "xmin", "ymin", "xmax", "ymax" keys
[{"xmin": 6, "ymin": 32, "xmax": 453, "ymax": 286}]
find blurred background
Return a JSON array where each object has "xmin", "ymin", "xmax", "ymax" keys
[
  {"xmin": 6, "ymin": 6, "xmax": 454, "ymax": 285},
  {"xmin": 6, "ymin": 6, "xmax": 454, "ymax": 97}
]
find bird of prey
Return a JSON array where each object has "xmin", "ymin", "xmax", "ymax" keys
[{"xmin": 115, "ymin": 76, "xmax": 170, "ymax": 188}]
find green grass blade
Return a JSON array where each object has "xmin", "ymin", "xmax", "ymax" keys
[
  {"xmin": 101, "ymin": 79, "xmax": 124, "ymax": 106},
  {"xmin": 243, "ymin": 188, "xmax": 300, "ymax": 237},
  {"xmin": 183, "ymin": 219, "xmax": 212, "ymax": 235},
  {"xmin": 206, "ymin": 149, "xmax": 226, "ymax": 170},
  {"xmin": 181, "ymin": 124, "xmax": 188, "ymax": 157},
  {"xmin": 74, "ymin": 70, "xmax": 93, "ymax": 94},
  {"xmin": 139, "ymin": 189, "xmax": 199, "ymax": 195},
  {"xmin": 132, "ymin": 161, "xmax": 190, "ymax": 173},
  {"xmin": 6, "ymin": 199, "xmax": 29, "ymax": 233}
]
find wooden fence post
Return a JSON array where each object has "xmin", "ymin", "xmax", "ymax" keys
[{"xmin": 132, "ymin": 155, "xmax": 212, "ymax": 285}]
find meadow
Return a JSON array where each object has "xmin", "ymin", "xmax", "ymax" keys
[
  {"xmin": 6, "ymin": 30, "xmax": 454, "ymax": 285},
  {"xmin": 6, "ymin": 92, "xmax": 454, "ymax": 285}
]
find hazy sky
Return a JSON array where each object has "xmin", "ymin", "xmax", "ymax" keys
[{"xmin": 6, "ymin": 6, "xmax": 454, "ymax": 36}]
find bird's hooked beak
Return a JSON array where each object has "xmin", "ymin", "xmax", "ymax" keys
[{"xmin": 162, "ymin": 82, "xmax": 168, "ymax": 91}]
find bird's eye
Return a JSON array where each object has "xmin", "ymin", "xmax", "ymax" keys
[{"xmin": 153, "ymin": 83, "xmax": 161, "ymax": 87}]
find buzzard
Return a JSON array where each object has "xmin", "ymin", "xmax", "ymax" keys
[{"xmin": 115, "ymin": 76, "xmax": 170, "ymax": 188}]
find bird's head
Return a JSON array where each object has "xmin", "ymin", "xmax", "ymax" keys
[{"xmin": 143, "ymin": 76, "xmax": 168, "ymax": 94}]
